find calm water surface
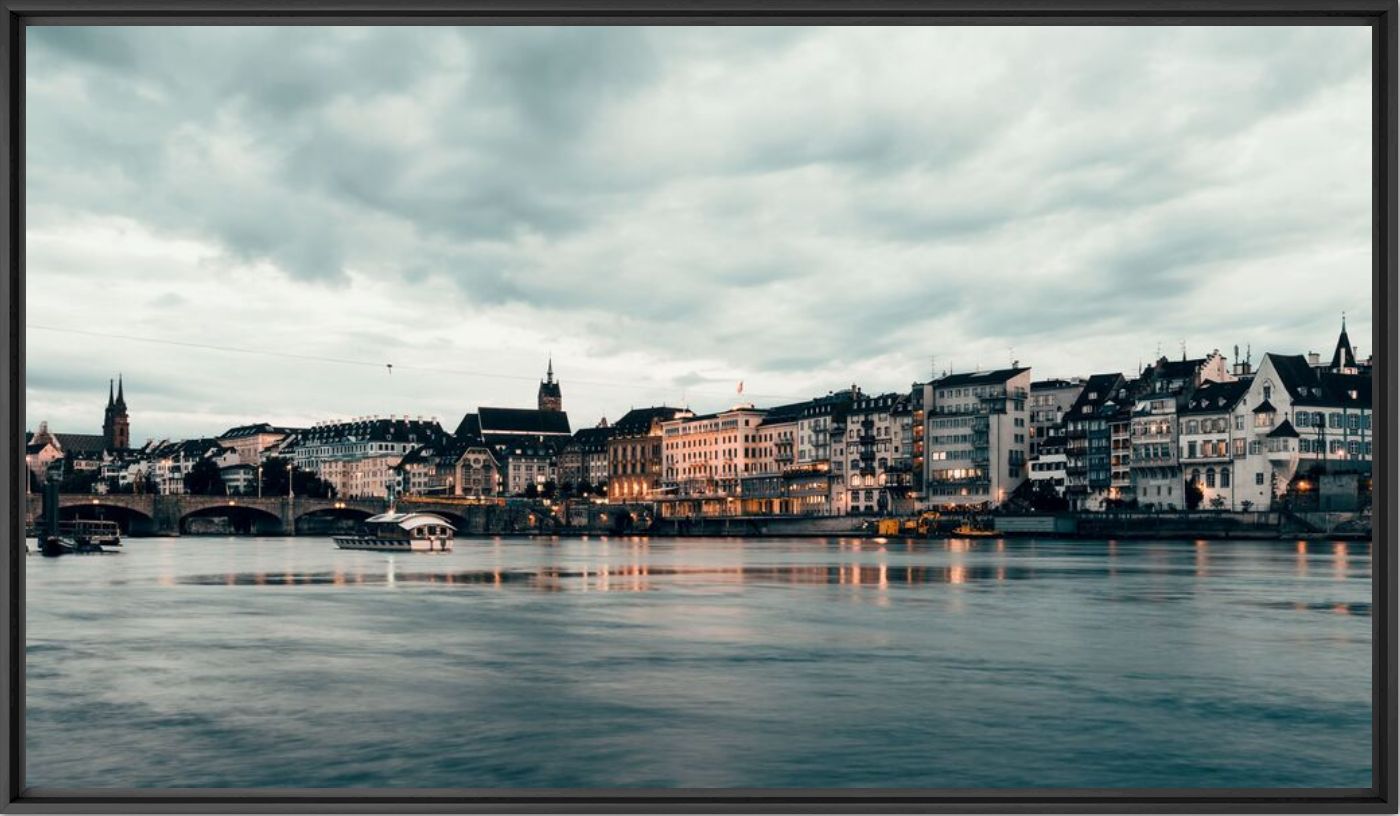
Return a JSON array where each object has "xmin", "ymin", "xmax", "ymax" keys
[{"xmin": 26, "ymin": 535, "xmax": 1371, "ymax": 789}]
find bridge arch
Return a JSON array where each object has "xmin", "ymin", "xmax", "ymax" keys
[
  {"xmin": 294, "ymin": 506, "xmax": 373, "ymax": 535},
  {"xmin": 180, "ymin": 504, "xmax": 284, "ymax": 536}
]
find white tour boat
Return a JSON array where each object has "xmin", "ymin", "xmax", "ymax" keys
[{"xmin": 333, "ymin": 512, "xmax": 455, "ymax": 552}]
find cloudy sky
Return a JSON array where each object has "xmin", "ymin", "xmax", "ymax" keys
[{"xmin": 27, "ymin": 25, "xmax": 1371, "ymax": 443}]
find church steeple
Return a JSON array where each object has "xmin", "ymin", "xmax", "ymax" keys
[
  {"xmin": 538, "ymin": 358, "xmax": 562, "ymax": 412},
  {"xmin": 102, "ymin": 374, "xmax": 130, "ymax": 451},
  {"xmin": 1330, "ymin": 315, "xmax": 1357, "ymax": 372}
]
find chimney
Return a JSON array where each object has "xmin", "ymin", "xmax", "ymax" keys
[{"xmin": 1307, "ymin": 351, "xmax": 1321, "ymax": 367}]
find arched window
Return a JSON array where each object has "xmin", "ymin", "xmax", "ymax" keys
[
  {"xmin": 1205, "ymin": 468, "xmax": 1215, "ymax": 488},
  {"xmin": 1220, "ymin": 468, "xmax": 1230, "ymax": 487}
]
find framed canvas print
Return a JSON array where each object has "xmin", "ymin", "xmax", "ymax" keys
[{"xmin": 1, "ymin": 1, "xmax": 1395, "ymax": 812}]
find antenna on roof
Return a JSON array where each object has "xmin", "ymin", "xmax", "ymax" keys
[{"xmin": 1180, "ymin": 339, "xmax": 1186, "ymax": 361}]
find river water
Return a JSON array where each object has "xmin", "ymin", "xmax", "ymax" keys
[{"xmin": 25, "ymin": 535, "xmax": 1371, "ymax": 790}]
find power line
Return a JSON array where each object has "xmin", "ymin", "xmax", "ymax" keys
[{"xmin": 26, "ymin": 323, "xmax": 812, "ymax": 402}]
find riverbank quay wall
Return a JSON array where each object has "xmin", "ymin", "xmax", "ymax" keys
[
  {"xmin": 995, "ymin": 511, "xmax": 1371, "ymax": 540},
  {"xmin": 24, "ymin": 493, "xmax": 1371, "ymax": 540}
]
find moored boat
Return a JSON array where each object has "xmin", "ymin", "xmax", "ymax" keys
[{"xmin": 334, "ymin": 512, "xmax": 455, "ymax": 552}]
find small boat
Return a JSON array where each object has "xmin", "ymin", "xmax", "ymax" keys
[
  {"xmin": 334, "ymin": 512, "xmax": 455, "ymax": 552},
  {"xmin": 37, "ymin": 520, "xmax": 123, "ymax": 557},
  {"xmin": 951, "ymin": 525, "xmax": 999, "ymax": 538}
]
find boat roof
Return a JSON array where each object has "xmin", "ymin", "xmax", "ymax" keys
[{"xmin": 365, "ymin": 512, "xmax": 456, "ymax": 531}]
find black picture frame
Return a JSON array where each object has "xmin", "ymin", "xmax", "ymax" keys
[{"xmin": 1, "ymin": 2, "xmax": 1394, "ymax": 812}]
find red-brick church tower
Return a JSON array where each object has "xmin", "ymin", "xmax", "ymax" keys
[{"xmin": 102, "ymin": 375, "xmax": 130, "ymax": 451}]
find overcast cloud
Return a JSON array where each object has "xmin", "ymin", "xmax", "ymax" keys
[{"xmin": 26, "ymin": 25, "xmax": 1372, "ymax": 442}]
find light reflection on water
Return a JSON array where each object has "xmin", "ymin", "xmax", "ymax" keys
[{"xmin": 25, "ymin": 535, "xmax": 1371, "ymax": 790}]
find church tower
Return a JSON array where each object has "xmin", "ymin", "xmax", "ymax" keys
[
  {"xmin": 1329, "ymin": 316, "xmax": 1358, "ymax": 374},
  {"xmin": 538, "ymin": 358, "xmax": 562, "ymax": 412},
  {"xmin": 102, "ymin": 374, "xmax": 130, "ymax": 450}
]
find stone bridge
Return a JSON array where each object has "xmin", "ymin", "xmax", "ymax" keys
[
  {"xmin": 25, "ymin": 493, "xmax": 657, "ymax": 537},
  {"xmin": 25, "ymin": 493, "xmax": 388, "ymax": 536}
]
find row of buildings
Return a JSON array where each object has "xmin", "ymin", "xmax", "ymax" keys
[{"xmin": 25, "ymin": 324, "xmax": 1375, "ymax": 514}]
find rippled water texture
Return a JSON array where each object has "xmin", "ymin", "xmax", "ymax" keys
[{"xmin": 25, "ymin": 535, "xmax": 1372, "ymax": 789}]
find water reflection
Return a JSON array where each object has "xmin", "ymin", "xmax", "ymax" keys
[{"xmin": 181, "ymin": 562, "xmax": 1047, "ymax": 591}]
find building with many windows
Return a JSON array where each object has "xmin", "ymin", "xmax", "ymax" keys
[
  {"xmin": 1062, "ymin": 373, "xmax": 1125, "ymax": 510},
  {"xmin": 1178, "ymin": 379, "xmax": 1250, "ymax": 509},
  {"xmin": 1129, "ymin": 353, "xmax": 1236, "ymax": 510},
  {"xmin": 1028, "ymin": 378, "xmax": 1084, "ymax": 460},
  {"xmin": 1231, "ymin": 341, "xmax": 1372, "ymax": 511},
  {"xmin": 453, "ymin": 445, "xmax": 501, "ymax": 498},
  {"xmin": 841, "ymin": 391, "xmax": 917, "ymax": 516},
  {"xmin": 607, "ymin": 407, "xmax": 692, "ymax": 501},
  {"xmin": 659, "ymin": 405, "xmax": 766, "ymax": 515},
  {"xmin": 558, "ymin": 420, "xmax": 612, "ymax": 494},
  {"xmin": 216, "ymin": 423, "xmax": 302, "ymax": 466},
  {"xmin": 922, "ymin": 367, "xmax": 1031, "ymax": 508}
]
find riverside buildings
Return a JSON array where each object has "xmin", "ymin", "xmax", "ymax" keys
[{"xmin": 34, "ymin": 328, "xmax": 1373, "ymax": 514}]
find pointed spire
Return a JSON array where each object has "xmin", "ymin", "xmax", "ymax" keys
[
  {"xmin": 115, "ymin": 374, "xmax": 127, "ymax": 409},
  {"xmin": 1330, "ymin": 314, "xmax": 1356, "ymax": 371},
  {"xmin": 546, "ymin": 355, "xmax": 554, "ymax": 384},
  {"xmin": 107, "ymin": 378, "xmax": 114, "ymax": 408}
]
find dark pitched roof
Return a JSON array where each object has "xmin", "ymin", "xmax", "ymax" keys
[
  {"xmin": 492, "ymin": 435, "xmax": 568, "ymax": 460},
  {"xmin": 851, "ymin": 392, "xmax": 902, "ymax": 414},
  {"xmin": 1153, "ymin": 357, "xmax": 1206, "ymax": 380},
  {"xmin": 1330, "ymin": 322, "xmax": 1357, "ymax": 370},
  {"xmin": 932, "ymin": 367, "xmax": 1030, "ymax": 389},
  {"xmin": 218, "ymin": 423, "xmax": 300, "ymax": 440},
  {"xmin": 395, "ymin": 438, "xmax": 469, "ymax": 468},
  {"xmin": 1267, "ymin": 419, "xmax": 1300, "ymax": 439},
  {"xmin": 1251, "ymin": 399, "xmax": 1276, "ymax": 414},
  {"xmin": 611, "ymin": 407, "xmax": 689, "ymax": 437},
  {"xmin": 1065, "ymin": 373, "xmax": 1125, "ymax": 419},
  {"xmin": 1181, "ymin": 380, "xmax": 1250, "ymax": 415},
  {"xmin": 1316, "ymin": 372, "xmax": 1371, "ymax": 409},
  {"xmin": 453, "ymin": 412, "xmax": 482, "ymax": 442},
  {"xmin": 148, "ymin": 437, "xmax": 231, "ymax": 460},
  {"xmin": 52, "ymin": 433, "xmax": 108, "ymax": 455},
  {"xmin": 477, "ymin": 407, "xmax": 571, "ymax": 436},
  {"xmin": 1266, "ymin": 354, "xmax": 1319, "ymax": 396},
  {"xmin": 757, "ymin": 400, "xmax": 811, "ymax": 426},
  {"xmin": 294, "ymin": 418, "xmax": 449, "ymax": 447},
  {"xmin": 1031, "ymin": 378, "xmax": 1083, "ymax": 390},
  {"xmin": 567, "ymin": 426, "xmax": 614, "ymax": 451}
]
